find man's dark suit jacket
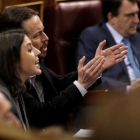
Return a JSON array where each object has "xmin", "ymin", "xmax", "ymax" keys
[
  {"xmin": 23, "ymin": 62, "xmax": 101, "ymax": 128},
  {"xmin": 76, "ymin": 23, "xmax": 140, "ymax": 93}
]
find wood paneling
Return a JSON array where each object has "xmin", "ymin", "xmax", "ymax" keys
[
  {"xmin": 5, "ymin": 1, "xmax": 44, "ymax": 22},
  {"xmin": 0, "ymin": 0, "xmax": 58, "ymax": 13}
]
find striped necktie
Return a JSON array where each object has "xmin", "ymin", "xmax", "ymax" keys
[{"xmin": 122, "ymin": 38, "xmax": 140, "ymax": 78}]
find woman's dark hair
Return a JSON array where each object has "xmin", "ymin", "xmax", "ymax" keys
[
  {"xmin": 0, "ymin": 29, "xmax": 27, "ymax": 98},
  {"xmin": 0, "ymin": 6, "xmax": 39, "ymax": 32},
  {"xmin": 102, "ymin": 0, "xmax": 137, "ymax": 22}
]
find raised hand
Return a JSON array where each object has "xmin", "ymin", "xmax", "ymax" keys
[
  {"xmin": 130, "ymin": 78, "xmax": 140, "ymax": 93},
  {"xmin": 77, "ymin": 55, "xmax": 105, "ymax": 89},
  {"xmin": 95, "ymin": 40, "xmax": 128, "ymax": 70}
]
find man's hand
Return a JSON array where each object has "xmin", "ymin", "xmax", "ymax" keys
[
  {"xmin": 95, "ymin": 40, "xmax": 128, "ymax": 70},
  {"xmin": 130, "ymin": 78, "xmax": 140, "ymax": 93},
  {"xmin": 77, "ymin": 55, "xmax": 105, "ymax": 89}
]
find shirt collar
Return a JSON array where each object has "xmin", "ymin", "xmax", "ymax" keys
[
  {"xmin": 29, "ymin": 75, "xmax": 36, "ymax": 85},
  {"xmin": 106, "ymin": 22, "xmax": 124, "ymax": 44}
]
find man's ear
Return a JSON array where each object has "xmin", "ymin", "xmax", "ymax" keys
[{"xmin": 107, "ymin": 12, "xmax": 116, "ymax": 25}]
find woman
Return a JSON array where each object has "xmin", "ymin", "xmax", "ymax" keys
[{"xmin": 0, "ymin": 29, "xmax": 41, "ymax": 130}]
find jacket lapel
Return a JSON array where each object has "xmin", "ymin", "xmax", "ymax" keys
[
  {"xmin": 130, "ymin": 34, "xmax": 140, "ymax": 67},
  {"xmin": 26, "ymin": 83, "xmax": 40, "ymax": 102},
  {"xmin": 39, "ymin": 62, "xmax": 59, "ymax": 100}
]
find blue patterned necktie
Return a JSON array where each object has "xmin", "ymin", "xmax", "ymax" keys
[{"xmin": 122, "ymin": 38, "xmax": 140, "ymax": 78}]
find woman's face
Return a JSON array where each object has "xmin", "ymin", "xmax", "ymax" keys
[{"xmin": 18, "ymin": 35, "xmax": 41, "ymax": 82}]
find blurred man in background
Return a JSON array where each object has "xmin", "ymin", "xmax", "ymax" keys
[{"xmin": 76, "ymin": 0, "xmax": 140, "ymax": 94}]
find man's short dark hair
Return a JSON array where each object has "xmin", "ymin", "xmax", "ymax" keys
[
  {"xmin": 102, "ymin": 0, "xmax": 137, "ymax": 22},
  {"xmin": 0, "ymin": 6, "xmax": 39, "ymax": 32}
]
